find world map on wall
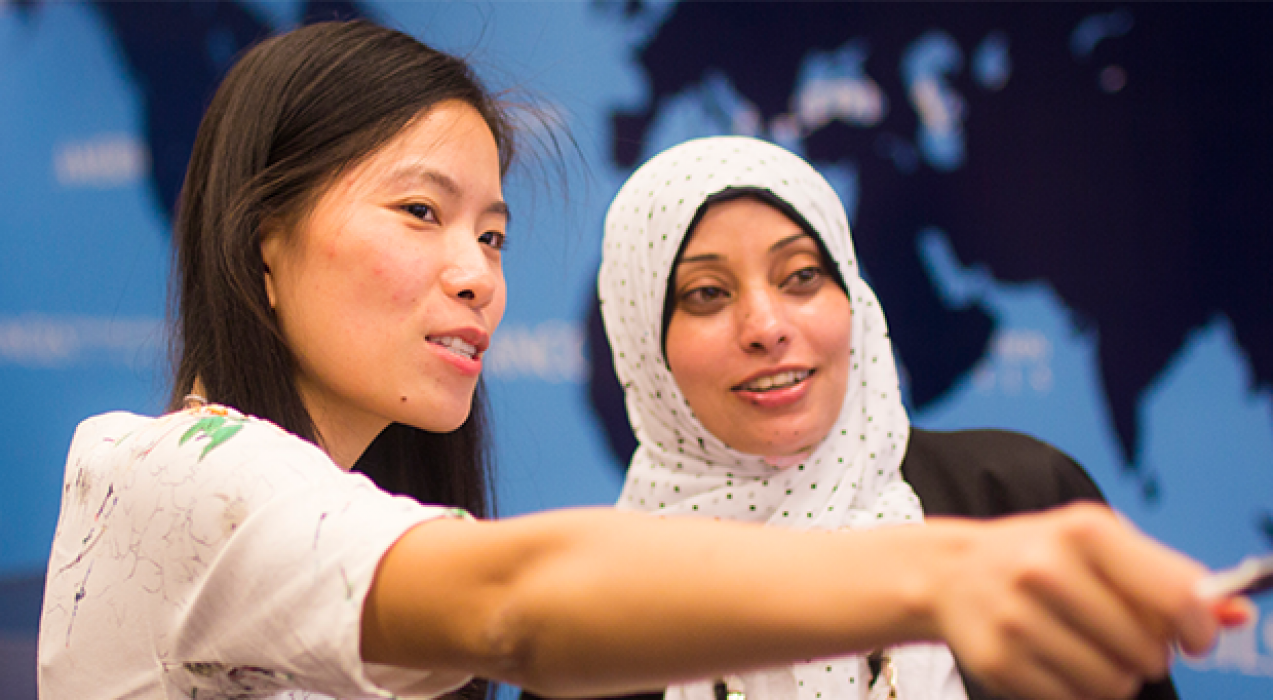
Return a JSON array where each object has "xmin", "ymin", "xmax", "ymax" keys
[
  {"xmin": 3, "ymin": 0, "xmax": 1273, "ymax": 694},
  {"xmin": 592, "ymin": 1, "xmax": 1273, "ymax": 507},
  {"xmin": 6, "ymin": 0, "xmax": 1270, "ymax": 528},
  {"xmin": 7, "ymin": 0, "xmax": 1272, "ymax": 524}
]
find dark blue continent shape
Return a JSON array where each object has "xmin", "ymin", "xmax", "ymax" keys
[
  {"xmin": 86, "ymin": 0, "xmax": 366, "ymax": 222},
  {"xmin": 594, "ymin": 2, "xmax": 1273, "ymax": 503}
]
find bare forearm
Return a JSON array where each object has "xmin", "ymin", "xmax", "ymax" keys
[
  {"xmin": 362, "ymin": 504, "xmax": 1221, "ymax": 700},
  {"xmin": 364, "ymin": 508, "xmax": 945, "ymax": 695},
  {"xmin": 492, "ymin": 510, "xmax": 944, "ymax": 694}
]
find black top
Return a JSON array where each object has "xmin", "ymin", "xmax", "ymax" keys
[
  {"xmin": 521, "ymin": 429, "xmax": 1177, "ymax": 700},
  {"xmin": 901, "ymin": 428, "xmax": 1105, "ymax": 518},
  {"xmin": 901, "ymin": 429, "xmax": 1176, "ymax": 700}
]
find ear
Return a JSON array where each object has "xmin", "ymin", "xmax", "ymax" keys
[{"xmin": 259, "ymin": 229, "xmax": 282, "ymax": 310}]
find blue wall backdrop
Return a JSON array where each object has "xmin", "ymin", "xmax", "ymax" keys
[{"xmin": 1, "ymin": 2, "xmax": 1271, "ymax": 697}]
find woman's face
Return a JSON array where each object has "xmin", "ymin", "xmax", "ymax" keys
[
  {"xmin": 261, "ymin": 100, "xmax": 508, "ymax": 466},
  {"xmin": 665, "ymin": 197, "xmax": 851, "ymax": 459}
]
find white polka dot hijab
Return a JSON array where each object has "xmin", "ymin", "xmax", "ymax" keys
[{"xmin": 599, "ymin": 136, "xmax": 966, "ymax": 700}]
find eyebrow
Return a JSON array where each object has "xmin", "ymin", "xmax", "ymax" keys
[
  {"xmin": 679, "ymin": 232, "xmax": 811, "ymax": 264},
  {"xmin": 385, "ymin": 165, "xmax": 511, "ymax": 223},
  {"xmin": 769, "ymin": 232, "xmax": 810, "ymax": 252}
]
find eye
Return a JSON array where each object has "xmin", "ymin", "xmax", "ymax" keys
[
  {"xmin": 783, "ymin": 266, "xmax": 824, "ymax": 291},
  {"xmin": 401, "ymin": 203, "xmax": 437, "ymax": 223},
  {"xmin": 678, "ymin": 284, "xmax": 730, "ymax": 313},
  {"xmin": 479, "ymin": 230, "xmax": 507, "ymax": 251},
  {"xmin": 687, "ymin": 286, "xmax": 724, "ymax": 302}
]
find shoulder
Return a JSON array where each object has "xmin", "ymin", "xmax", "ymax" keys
[
  {"xmin": 60, "ymin": 407, "xmax": 368, "ymax": 533},
  {"xmin": 70, "ymin": 406, "xmax": 328, "ymax": 473},
  {"xmin": 902, "ymin": 428, "xmax": 1105, "ymax": 519}
]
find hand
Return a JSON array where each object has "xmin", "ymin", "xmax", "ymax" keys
[{"xmin": 928, "ymin": 503, "xmax": 1219, "ymax": 700}]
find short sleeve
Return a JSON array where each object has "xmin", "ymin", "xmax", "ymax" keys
[{"xmin": 40, "ymin": 410, "xmax": 474, "ymax": 699}]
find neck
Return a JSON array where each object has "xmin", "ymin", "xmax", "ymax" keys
[
  {"xmin": 314, "ymin": 410, "xmax": 387, "ymax": 470},
  {"xmin": 297, "ymin": 387, "xmax": 388, "ymax": 470}
]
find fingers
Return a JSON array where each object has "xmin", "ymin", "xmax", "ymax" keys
[
  {"xmin": 1173, "ymin": 599, "xmax": 1221, "ymax": 657},
  {"xmin": 960, "ymin": 620, "xmax": 1145, "ymax": 700},
  {"xmin": 1064, "ymin": 505, "xmax": 1219, "ymax": 656},
  {"xmin": 1017, "ymin": 534, "xmax": 1171, "ymax": 681},
  {"xmin": 936, "ymin": 504, "xmax": 1224, "ymax": 699},
  {"xmin": 976, "ymin": 648, "xmax": 1101, "ymax": 700},
  {"xmin": 1001, "ymin": 595, "xmax": 1146, "ymax": 700},
  {"xmin": 962, "ymin": 554, "xmax": 1152, "ymax": 700}
]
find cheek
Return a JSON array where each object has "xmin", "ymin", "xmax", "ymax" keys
[
  {"xmin": 490, "ymin": 281, "xmax": 508, "ymax": 328},
  {"xmin": 342, "ymin": 241, "xmax": 431, "ymax": 310},
  {"xmin": 666, "ymin": 316, "xmax": 735, "ymax": 398},
  {"xmin": 812, "ymin": 299, "xmax": 853, "ymax": 389},
  {"xmin": 797, "ymin": 293, "xmax": 851, "ymax": 369},
  {"xmin": 374, "ymin": 264, "xmax": 422, "ymax": 306},
  {"xmin": 820, "ymin": 317, "xmax": 852, "ymax": 362}
]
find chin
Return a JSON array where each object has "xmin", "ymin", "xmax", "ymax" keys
[
  {"xmin": 429, "ymin": 413, "xmax": 472, "ymax": 434},
  {"xmin": 396, "ymin": 406, "xmax": 472, "ymax": 434},
  {"xmin": 387, "ymin": 383, "xmax": 478, "ymax": 433}
]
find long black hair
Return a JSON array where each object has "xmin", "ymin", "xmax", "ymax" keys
[{"xmin": 170, "ymin": 19, "xmax": 511, "ymax": 517}]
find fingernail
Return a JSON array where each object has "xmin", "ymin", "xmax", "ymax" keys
[{"xmin": 1213, "ymin": 597, "xmax": 1255, "ymax": 628}]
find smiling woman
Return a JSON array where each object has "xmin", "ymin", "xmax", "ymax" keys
[
  {"xmin": 39, "ymin": 19, "xmax": 1235, "ymax": 700},
  {"xmin": 664, "ymin": 196, "xmax": 852, "ymax": 459},
  {"xmin": 595, "ymin": 136, "xmax": 1203, "ymax": 700}
]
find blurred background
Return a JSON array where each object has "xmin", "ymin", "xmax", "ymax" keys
[{"xmin": 2, "ymin": 2, "xmax": 1271, "ymax": 697}]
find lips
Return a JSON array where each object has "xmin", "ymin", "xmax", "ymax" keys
[
  {"xmin": 426, "ymin": 328, "xmax": 489, "ymax": 362},
  {"xmin": 733, "ymin": 368, "xmax": 813, "ymax": 392},
  {"xmin": 427, "ymin": 335, "xmax": 480, "ymax": 360}
]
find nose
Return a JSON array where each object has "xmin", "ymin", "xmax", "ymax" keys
[
  {"xmin": 441, "ymin": 236, "xmax": 499, "ymax": 310},
  {"xmin": 736, "ymin": 288, "xmax": 790, "ymax": 353}
]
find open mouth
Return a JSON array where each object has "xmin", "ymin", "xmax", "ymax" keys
[
  {"xmin": 428, "ymin": 336, "xmax": 479, "ymax": 360},
  {"xmin": 734, "ymin": 369, "xmax": 813, "ymax": 392}
]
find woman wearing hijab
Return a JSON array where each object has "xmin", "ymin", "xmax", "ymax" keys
[{"xmin": 596, "ymin": 135, "xmax": 1178, "ymax": 700}]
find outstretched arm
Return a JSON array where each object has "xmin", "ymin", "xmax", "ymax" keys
[{"xmin": 361, "ymin": 503, "xmax": 1221, "ymax": 700}]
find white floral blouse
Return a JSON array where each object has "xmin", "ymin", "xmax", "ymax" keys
[{"xmin": 39, "ymin": 404, "xmax": 471, "ymax": 699}]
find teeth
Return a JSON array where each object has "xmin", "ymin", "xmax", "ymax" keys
[
  {"xmin": 430, "ymin": 336, "xmax": 478, "ymax": 359},
  {"xmin": 739, "ymin": 369, "xmax": 811, "ymax": 392}
]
